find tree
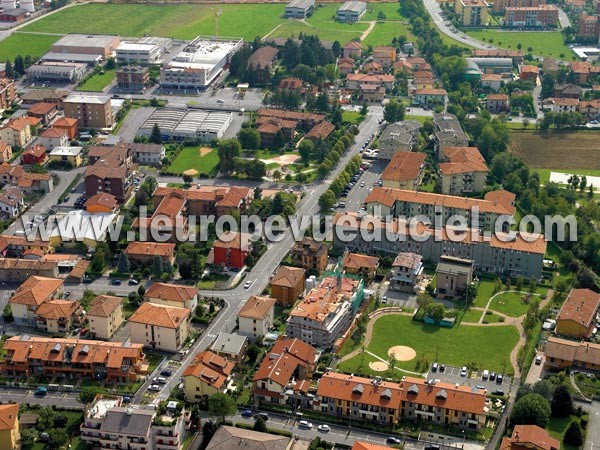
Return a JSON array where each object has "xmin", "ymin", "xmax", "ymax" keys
[
  {"xmin": 377, "ymin": 10, "xmax": 387, "ymax": 20},
  {"xmin": 152, "ymin": 255, "xmax": 164, "ymax": 278},
  {"xmin": 332, "ymin": 40, "xmax": 341, "ymax": 57},
  {"xmin": 217, "ymin": 138, "xmax": 241, "ymax": 175},
  {"xmin": 360, "ymin": 103, "xmax": 368, "ymax": 115},
  {"xmin": 331, "ymin": 108, "xmax": 343, "ymax": 126},
  {"xmin": 80, "ymin": 386, "xmax": 103, "ymax": 403},
  {"xmin": 541, "ymin": 74, "xmax": 555, "ymax": 99},
  {"xmin": 117, "ymin": 252, "xmax": 130, "ymax": 274},
  {"xmin": 551, "ymin": 384, "xmax": 573, "ymax": 417},
  {"xmin": 4, "ymin": 60, "xmax": 13, "ymax": 79},
  {"xmin": 208, "ymin": 392, "xmax": 237, "ymax": 420},
  {"xmin": 105, "ymin": 57, "xmax": 116, "ymax": 70},
  {"xmin": 564, "ymin": 421, "xmax": 583, "ymax": 447},
  {"xmin": 20, "ymin": 429, "xmax": 38, "ymax": 449},
  {"xmin": 202, "ymin": 420, "xmax": 218, "ymax": 447},
  {"xmin": 47, "ymin": 429, "xmax": 69, "ymax": 450},
  {"xmin": 238, "ymin": 128, "xmax": 260, "ymax": 149},
  {"xmin": 150, "ymin": 123, "xmax": 163, "ymax": 144},
  {"xmin": 253, "ymin": 416, "xmax": 268, "ymax": 432},
  {"xmin": 383, "ymin": 99, "xmax": 405, "ymax": 123},
  {"xmin": 183, "ymin": 173, "xmax": 193, "ymax": 185},
  {"xmin": 53, "ymin": 413, "xmax": 68, "ymax": 428},
  {"xmin": 272, "ymin": 130, "xmax": 285, "ymax": 150},
  {"xmin": 298, "ymin": 139, "xmax": 313, "ymax": 162},
  {"xmin": 13, "ymin": 55, "xmax": 24, "ymax": 76},
  {"xmin": 318, "ymin": 190, "xmax": 335, "ymax": 211},
  {"xmin": 425, "ymin": 303, "xmax": 445, "ymax": 324},
  {"xmin": 511, "ymin": 393, "xmax": 551, "ymax": 427}
]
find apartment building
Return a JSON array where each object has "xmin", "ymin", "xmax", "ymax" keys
[
  {"xmin": 455, "ymin": 0, "xmax": 490, "ymax": 26},
  {"xmin": 238, "ymin": 295, "xmax": 276, "ymax": 341},
  {"xmin": 210, "ymin": 332, "xmax": 248, "ymax": 365},
  {"xmin": 128, "ymin": 302, "xmax": 190, "ymax": 352},
  {"xmin": 152, "ymin": 185, "xmax": 253, "ymax": 217},
  {"xmin": 0, "ymin": 336, "xmax": 146, "ymax": 382},
  {"xmin": 438, "ymin": 146, "xmax": 489, "ymax": 195},
  {"xmin": 314, "ymin": 372, "xmax": 487, "ymax": 428},
  {"xmin": 492, "ymin": 0, "xmax": 544, "ymax": 13},
  {"xmin": 286, "ymin": 276, "xmax": 363, "ymax": 349},
  {"xmin": 372, "ymin": 46, "xmax": 396, "ymax": 69},
  {"xmin": 436, "ymin": 256, "xmax": 474, "ymax": 299},
  {"xmin": 365, "ymin": 187, "xmax": 515, "ymax": 231},
  {"xmin": 555, "ymin": 288, "xmax": 600, "ymax": 339},
  {"xmin": 0, "ymin": 404, "xmax": 19, "ymax": 450},
  {"xmin": 85, "ymin": 144, "xmax": 136, "ymax": 202},
  {"xmin": 0, "ymin": 79, "xmax": 15, "ymax": 112},
  {"xmin": 433, "ymin": 113, "xmax": 469, "ymax": 159},
  {"xmin": 210, "ymin": 231, "xmax": 253, "ymax": 270},
  {"xmin": 0, "ymin": 188, "xmax": 24, "ymax": 218},
  {"xmin": 380, "ymin": 151, "xmax": 426, "ymax": 190},
  {"xmin": 117, "ymin": 65, "xmax": 149, "ymax": 93},
  {"xmin": 332, "ymin": 212, "xmax": 546, "ymax": 278},
  {"xmin": 342, "ymin": 252, "xmax": 380, "ymax": 280},
  {"xmin": 39, "ymin": 127, "xmax": 69, "ymax": 150},
  {"xmin": 125, "ymin": 242, "xmax": 176, "ymax": 268},
  {"xmin": 252, "ymin": 338, "xmax": 317, "ymax": 405},
  {"xmin": 0, "ymin": 142, "xmax": 12, "ymax": 163},
  {"xmin": 414, "ymin": 88, "xmax": 448, "ymax": 107},
  {"xmin": 144, "ymin": 282, "xmax": 198, "ymax": 311},
  {"xmin": 87, "ymin": 295, "xmax": 124, "ymax": 340},
  {"xmin": 9, "ymin": 275, "xmax": 63, "ymax": 326},
  {"xmin": 346, "ymin": 74, "xmax": 395, "ymax": 91},
  {"xmin": 343, "ymin": 41, "xmax": 363, "ymax": 58},
  {"xmin": 183, "ymin": 351, "xmax": 235, "ymax": 400},
  {"xmin": 129, "ymin": 142, "xmax": 166, "ymax": 165},
  {"xmin": 501, "ymin": 425, "xmax": 560, "ymax": 450},
  {"xmin": 377, "ymin": 120, "xmax": 421, "ymax": 160},
  {"xmin": 504, "ymin": 5, "xmax": 559, "ymax": 28},
  {"xmin": 390, "ymin": 252, "xmax": 424, "ymax": 292},
  {"xmin": 34, "ymin": 299, "xmax": 82, "ymax": 334},
  {"xmin": 270, "ymin": 265, "xmax": 306, "ymax": 307},
  {"xmin": 0, "ymin": 258, "xmax": 58, "ymax": 283},
  {"xmin": 63, "ymin": 94, "xmax": 113, "ymax": 130},
  {"xmin": 133, "ymin": 190, "xmax": 188, "ymax": 243},
  {"xmin": 290, "ymin": 236, "xmax": 328, "ymax": 273},
  {"xmin": 578, "ymin": 12, "xmax": 600, "ymax": 40},
  {"xmin": 0, "ymin": 117, "xmax": 31, "ymax": 148}
]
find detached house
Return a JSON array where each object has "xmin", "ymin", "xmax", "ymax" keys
[
  {"xmin": 183, "ymin": 351, "xmax": 235, "ymax": 400},
  {"xmin": 128, "ymin": 302, "xmax": 190, "ymax": 352},
  {"xmin": 270, "ymin": 265, "xmax": 305, "ymax": 307},
  {"xmin": 342, "ymin": 252, "xmax": 379, "ymax": 280},
  {"xmin": 125, "ymin": 241, "xmax": 176, "ymax": 267},
  {"xmin": 238, "ymin": 295, "xmax": 277, "ymax": 340},
  {"xmin": 291, "ymin": 237, "xmax": 328, "ymax": 273},
  {"xmin": 9, "ymin": 276, "xmax": 64, "ymax": 326},
  {"xmin": 39, "ymin": 127, "xmax": 69, "ymax": 150}
]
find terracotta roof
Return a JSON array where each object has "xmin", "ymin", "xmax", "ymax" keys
[
  {"xmin": 366, "ymin": 187, "xmax": 515, "ymax": 215},
  {"xmin": 84, "ymin": 192, "xmax": 118, "ymax": 211},
  {"xmin": 439, "ymin": 146, "xmax": 488, "ymax": 175},
  {"xmin": 183, "ymin": 350, "xmax": 234, "ymax": 389},
  {"xmin": 0, "ymin": 404, "xmax": 19, "ymax": 431},
  {"xmin": 126, "ymin": 242, "xmax": 175, "ymax": 259},
  {"xmin": 347, "ymin": 73, "xmax": 395, "ymax": 83},
  {"xmin": 128, "ymin": 302, "xmax": 190, "ymax": 329},
  {"xmin": 205, "ymin": 426, "xmax": 290, "ymax": 450},
  {"xmin": 212, "ymin": 231, "xmax": 252, "ymax": 252},
  {"xmin": 41, "ymin": 127, "xmax": 67, "ymax": 138},
  {"xmin": 28, "ymin": 102, "xmax": 56, "ymax": 115},
  {"xmin": 9, "ymin": 276, "xmax": 63, "ymax": 307},
  {"xmin": 545, "ymin": 337, "xmax": 600, "ymax": 366},
  {"xmin": 392, "ymin": 252, "xmax": 423, "ymax": 269},
  {"xmin": 380, "ymin": 151, "xmax": 426, "ymax": 183},
  {"xmin": 549, "ymin": 97, "xmax": 580, "ymax": 107},
  {"xmin": 35, "ymin": 299, "xmax": 79, "ymax": 319},
  {"xmin": 353, "ymin": 442, "xmax": 396, "ymax": 450},
  {"xmin": 278, "ymin": 77, "xmax": 303, "ymax": 90},
  {"xmin": 500, "ymin": 425, "xmax": 560, "ymax": 450},
  {"xmin": 416, "ymin": 88, "xmax": 447, "ymax": 96},
  {"xmin": 53, "ymin": 117, "xmax": 78, "ymax": 128},
  {"xmin": 271, "ymin": 265, "xmax": 305, "ymax": 288},
  {"xmin": 344, "ymin": 41, "xmax": 363, "ymax": 50},
  {"xmin": 247, "ymin": 46, "xmax": 278, "ymax": 69},
  {"xmin": 290, "ymin": 276, "xmax": 361, "ymax": 322},
  {"xmin": 3, "ymin": 117, "xmax": 30, "ymax": 132},
  {"xmin": 520, "ymin": 65, "xmax": 539, "ymax": 74},
  {"xmin": 557, "ymin": 288, "xmax": 600, "ymax": 331},
  {"xmin": 87, "ymin": 295, "xmax": 122, "ymax": 318},
  {"xmin": 306, "ymin": 120, "xmax": 335, "ymax": 140},
  {"xmin": 253, "ymin": 338, "xmax": 316, "ymax": 387},
  {"xmin": 487, "ymin": 94, "xmax": 510, "ymax": 101},
  {"xmin": 258, "ymin": 108, "xmax": 324, "ymax": 123},
  {"xmin": 144, "ymin": 282, "xmax": 198, "ymax": 304},
  {"xmin": 482, "ymin": 73, "xmax": 503, "ymax": 81},
  {"xmin": 343, "ymin": 252, "xmax": 380, "ymax": 270},
  {"xmin": 239, "ymin": 295, "xmax": 276, "ymax": 320},
  {"xmin": 23, "ymin": 144, "xmax": 47, "ymax": 159},
  {"xmin": 154, "ymin": 192, "xmax": 186, "ymax": 219}
]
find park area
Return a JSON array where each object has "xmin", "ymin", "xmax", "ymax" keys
[
  {"xmin": 337, "ymin": 314, "xmax": 519, "ymax": 376},
  {"xmin": 76, "ymin": 68, "xmax": 116, "ymax": 92},
  {"xmin": 167, "ymin": 146, "xmax": 219, "ymax": 176},
  {"xmin": 465, "ymin": 30, "xmax": 572, "ymax": 59}
]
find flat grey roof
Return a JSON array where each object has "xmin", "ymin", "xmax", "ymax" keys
[
  {"xmin": 210, "ymin": 332, "xmax": 247, "ymax": 356},
  {"xmin": 100, "ymin": 408, "xmax": 153, "ymax": 436},
  {"xmin": 42, "ymin": 52, "xmax": 102, "ymax": 63},
  {"xmin": 338, "ymin": 0, "xmax": 366, "ymax": 13},
  {"xmin": 64, "ymin": 94, "xmax": 111, "ymax": 105},
  {"xmin": 53, "ymin": 34, "xmax": 118, "ymax": 48},
  {"xmin": 287, "ymin": 0, "xmax": 315, "ymax": 9}
]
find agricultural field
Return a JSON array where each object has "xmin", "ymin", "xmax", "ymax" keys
[
  {"xmin": 465, "ymin": 30, "xmax": 572, "ymax": 59},
  {"xmin": 0, "ymin": 32, "xmax": 60, "ymax": 60},
  {"xmin": 509, "ymin": 131, "xmax": 600, "ymax": 171}
]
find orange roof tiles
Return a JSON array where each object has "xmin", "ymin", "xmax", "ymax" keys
[
  {"xmin": 239, "ymin": 296, "xmax": 276, "ymax": 320},
  {"xmin": 353, "ymin": 442, "xmax": 396, "ymax": 450},
  {"xmin": 183, "ymin": 350, "xmax": 234, "ymax": 389},
  {"xmin": 500, "ymin": 425, "xmax": 560, "ymax": 450},
  {"xmin": 87, "ymin": 295, "xmax": 122, "ymax": 318},
  {"xmin": 144, "ymin": 282, "xmax": 198, "ymax": 304},
  {"xmin": 128, "ymin": 302, "xmax": 189, "ymax": 329},
  {"xmin": 306, "ymin": 121, "xmax": 335, "ymax": 141},
  {"xmin": 347, "ymin": 73, "xmax": 395, "ymax": 83},
  {"xmin": 416, "ymin": 88, "xmax": 447, "ymax": 96},
  {"xmin": 487, "ymin": 94, "xmax": 510, "ymax": 101},
  {"xmin": 4, "ymin": 117, "xmax": 30, "ymax": 132},
  {"xmin": 0, "ymin": 404, "xmax": 18, "ymax": 431},
  {"xmin": 544, "ymin": 337, "xmax": 600, "ymax": 366},
  {"xmin": 343, "ymin": 252, "xmax": 380, "ymax": 270},
  {"xmin": 380, "ymin": 151, "xmax": 426, "ymax": 183},
  {"xmin": 84, "ymin": 192, "xmax": 118, "ymax": 211},
  {"xmin": 557, "ymin": 288, "xmax": 600, "ymax": 330},
  {"xmin": 271, "ymin": 265, "xmax": 305, "ymax": 288},
  {"xmin": 53, "ymin": 117, "xmax": 77, "ymax": 127},
  {"xmin": 35, "ymin": 299, "xmax": 79, "ymax": 320},
  {"xmin": 41, "ymin": 127, "xmax": 67, "ymax": 138},
  {"xmin": 125, "ymin": 242, "xmax": 175, "ymax": 259},
  {"xmin": 253, "ymin": 338, "xmax": 316, "ymax": 387},
  {"xmin": 213, "ymin": 231, "xmax": 252, "ymax": 252},
  {"xmin": 28, "ymin": 102, "xmax": 56, "ymax": 115},
  {"xmin": 9, "ymin": 276, "xmax": 63, "ymax": 307},
  {"xmin": 439, "ymin": 146, "xmax": 488, "ymax": 175}
]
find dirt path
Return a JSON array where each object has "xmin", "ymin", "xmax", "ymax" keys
[
  {"xmin": 359, "ymin": 20, "xmax": 376, "ymax": 41},
  {"xmin": 262, "ymin": 23, "xmax": 283, "ymax": 40}
]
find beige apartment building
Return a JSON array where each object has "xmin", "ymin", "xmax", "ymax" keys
[
  {"xmin": 238, "ymin": 295, "xmax": 276, "ymax": 341},
  {"xmin": 63, "ymin": 94, "xmax": 113, "ymax": 130},
  {"xmin": 128, "ymin": 302, "xmax": 190, "ymax": 352},
  {"xmin": 87, "ymin": 295, "xmax": 124, "ymax": 340}
]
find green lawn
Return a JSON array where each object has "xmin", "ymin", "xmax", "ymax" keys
[
  {"xmin": 547, "ymin": 415, "xmax": 582, "ymax": 450},
  {"xmin": 532, "ymin": 168, "xmax": 600, "ymax": 185},
  {"xmin": 466, "ymin": 30, "xmax": 572, "ymax": 59},
  {"xmin": 362, "ymin": 2, "xmax": 408, "ymax": 20},
  {"xmin": 338, "ymin": 314, "xmax": 519, "ymax": 375},
  {"xmin": 362, "ymin": 21, "xmax": 415, "ymax": 47},
  {"xmin": 271, "ymin": 20, "xmax": 364, "ymax": 43},
  {"xmin": 76, "ymin": 69, "xmax": 116, "ymax": 92},
  {"xmin": 0, "ymin": 32, "xmax": 60, "ymax": 60},
  {"xmin": 168, "ymin": 146, "xmax": 219, "ymax": 176},
  {"xmin": 482, "ymin": 312, "xmax": 504, "ymax": 323},
  {"xmin": 473, "ymin": 279, "xmax": 497, "ymax": 308},
  {"xmin": 22, "ymin": 3, "xmax": 286, "ymax": 41},
  {"xmin": 489, "ymin": 291, "xmax": 532, "ymax": 317},
  {"xmin": 342, "ymin": 110, "xmax": 364, "ymax": 124},
  {"xmin": 462, "ymin": 308, "xmax": 483, "ymax": 323}
]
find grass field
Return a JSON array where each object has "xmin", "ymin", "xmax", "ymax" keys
[
  {"xmin": 489, "ymin": 292, "xmax": 532, "ymax": 317},
  {"xmin": 338, "ymin": 314, "xmax": 519, "ymax": 375},
  {"xmin": 76, "ymin": 69, "xmax": 116, "ymax": 92},
  {"xmin": 462, "ymin": 308, "xmax": 483, "ymax": 323},
  {"xmin": 532, "ymin": 168, "xmax": 600, "ymax": 185},
  {"xmin": 473, "ymin": 279, "xmax": 496, "ymax": 308},
  {"xmin": 509, "ymin": 131, "xmax": 600, "ymax": 171},
  {"xmin": 168, "ymin": 146, "xmax": 219, "ymax": 175},
  {"xmin": 466, "ymin": 30, "xmax": 572, "ymax": 59},
  {"xmin": 362, "ymin": 21, "xmax": 415, "ymax": 47},
  {"xmin": 0, "ymin": 32, "xmax": 60, "ymax": 60}
]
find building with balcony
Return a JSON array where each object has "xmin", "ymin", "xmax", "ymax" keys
[
  {"xmin": 439, "ymin": 146, "xmax": 488, "ymax": 196},
  {"xmin": 436, "ymin": 256, "xmax": 474, "ymax": 299},
  {"xmin": 238, "ymin": 295, "xmax": 277, "ymax": 341},
  {"xmin": 183, "ymin": 351, "xmax": 235, "ymax": 400},
  {"xmin": 455, "ymin": 0, "xmax": 490, "ymax": 26},
  {"xmin": 390, "ymin": 252, "xmax": 424, "ymax": 292},
  {"xmin": 63, "ymin": 94, "xmax": 113, "ymax": 130},
  {"xmin": 433, "ymin": 113, "xmax": 469, "ymax": 159},
  {"xmin": 9, "ymin": 275, "xmax": 63, "ymax": 326},
  {"xmin": 144, "ymin": 282, "xmax": 198, "ymax": 312},
  {"xmin": 500, "ymin": 425, "xmax": 560, "ymax": 450},
  {"xmin": 270, "ymin": 265, "xmax": 306, "ymax": 307},
  {"xmin": 87, "ymin": 295, "xmax": 124, "ymax": 340},
  {"xmin": 377, "ymin": 120, "xmax": 421, "ymax": 160},
  {"xmin": 380, "ymin": 151, "xmax": 426, "ymax": 190},
  {"xmin": 34, "ymin": 299, "xmax": 82, "ymax": 334},
  {"xmin": 0, "ymin": 404, "xmax": 19, "ymax": 450},
  {"xmin": 129, "ymin": 302, "xmax": 190, "ymax": 352}
]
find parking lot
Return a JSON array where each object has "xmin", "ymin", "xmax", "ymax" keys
[{"xmin": 427, "ymin": 364, "xmax": 514, "ymax": 396}]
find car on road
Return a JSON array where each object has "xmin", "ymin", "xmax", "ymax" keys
[
  {"xmin": 497, "ymin": 374, "xmax": 504, "ymax": 384},
  {"xmin": 257, "ymin": 412, "xmax": 269, "ymax": 421},
  {"xmin": 386, "ymin": 437, "xmax": 402, "ymax": 445},
  {"xmin": 148, "ymin": 384, "xmax": 161, "ymax": 392},
  {"xmin": 460, "ymin": 366, "xmax": 468, "ymax": 377},
  {"xmin": 241, "ymin": 410, "xmax": 253, "ymax": 418},
  {"xmin": 128, "ymin": 279, "xmax": 139, "ymax": 285},
  {"xmin": 122, "ymin": 396, "xmax": 131, "ymax": 403},
  {"xmin": 535, "ymin": 355, "xmax": 542, "ymax": 365},
  {"xmin": 160, "ymin": 370, "xmax": 172, "ymax": 377},
  {"xmin": 425, "ymin": 445, "xmax": 441, "ymax": 450},
  {"xmin": 244, "ymin": 280, "xmax": 253, "ymax": 289},
  {"xmin": 111, "ymin": 279, "xmax": 122, "ymax": 286},
  {"xmin": 83, "ymin": 276, "xmax": 93, "ymax": 284},
  {"xmin": 153, "ymin": 377, "xmax": 168, "ymax": 384},
  {"xmin": 317, "ymin": 424, "xmax": 330, "ymax": 432},
  {"xmin": 34, "ymin": 387, "xmax": 47, "ymax": 396},
  {"xmin": 216, "ymin": 99, "xmax": 225, "ymax": 104},
  {"xmin": 298, "ymin": 420, "xmax": 313, "ymax": 429}
]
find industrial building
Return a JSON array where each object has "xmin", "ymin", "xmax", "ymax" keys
[
  {"xmin": 285, "ymin": 0, "xmax": 315, "ymax": 18},
  {"xmin": 115, "ymin": 37, "xmax": 171, "ymax": 64},
  {"xmin": 138, "ymin": 108, "xmax": 233, "ymax": 142},
  {"xmin": 26, "ymin": 62, "xmax": 87, "ymax": 83},
  {"xmin": 51, "ymin": 34, "xmax": 120, "ymax": 58},
  {"xmin": 160, "ymin": 36, "xmax": 243, "ymax": 91},
  {"xmin": 337, "ymin": 1, "xmax": 367, "ymax": 22}
]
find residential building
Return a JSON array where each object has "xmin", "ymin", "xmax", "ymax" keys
[
  {"xmin": 35, "ymin": 127, "xmax": 67, "ymax": 150},
  {"xmin": 500, "ymin": 425, "xmax": 560, "ymax": 450},
  {"xmin": 0, "ymin": 79, "xmax": 15, "ymax": 113},
  {"xmin": 116, "ymin": 65, "xmax": 149, "ymax": 92},
  {"xmin": 270, "ymin": 265, "xmax": 306, "ymax": 307},
  {"xmin": 380, "ymin": 151, "xmax": 426, "ymax": 190},
  {"xmin": 0, "ymin": 404, "xmax": 19, "ymax": 450},
  {"xmin": 353, "ymin": 443, "xmax": 396, "ymax": 450},
  {"xmin": 343, "ymin": 41, "xmax": 363, "ymax": 58},
  {"xmin": 314, "ymin": 372, "xmax": 486, "ymax": 428},
  {"xmin": 342, "ymin": 252, "xmax": 380, "ymax": 280},
  {"xmin": 542, "ymin": 57, "xmax": 559, "ymax": 78},
  {"xmin": 492, "ymin": 0, "xmax": 544, "ymax": 14},
  {"xmin": 555, "ymin": 288, "xmax": 600, "ymax": 339},
  {"xmin": 487, "ymin": 93, "xmax": 511, "ymax": 113},
  {"xmin": 0, "ymin": 8, "xmax": 30, "ymax": 22},
  {"xmin": 333, "ymin": 212, "xmax": 546, "ymax": 278},
  {"xmin": 0, "ymin": 188, "xmax": 23, "ymax": 218},
  {"xmin": 481, "ymin": 73, "xmax": 505, "ymax": 91},
  {"xmin": 439, "ymin": 146, "xmax": 488, "ymax": 195},
  {"xmin": 414, "ymin": 88, "xmax": 447, "ymax": 106},
  {"xmin": 63, "ymin": 94, "xmax": 113, "ymax": 130},
  {"xmin": 346, "ymin": 73, "xmax": 394, "ymax": 91},
  {"xmin": 34, "ymin": 299, "xmax": 82, "ymax": 334},
  {"xmin": 0, "ymin": 336, "xmax": 146, "ymax": 382},
  {"xmin": 287, "ymin": 276, "xmax": 364, "ymax": 349},
  {"xmin": 49, "ymin": 146, "xmax": 83, "ymax": 167},
  {"xmin": 210, "ymin": 332, "xmax": 248, "ymax": 365},
  {"xmin": 252, "ymin": 338, "xmax": 317, "ymax": 405},
  {"xmin": 49, "ymin": 209, "xmax": 119, "ymax": 249},
  {"xmin": 0, "ymin": 258, "xmax": 57, "ymax": 283},
  {"xmin": 455, "ymin": 0, "xmax": 490, "ymax": 26},
  {"xmin": 433, "ymin": 113, "xmax": 469, "ymax": 159},
  {"xmin": 544, "ymin": 337, "xmax": 600, "ymax": 371},
  {"xmin": 53, "ymin": 117, "xmax": 78, "ymax": 140},
  {"xmin": 125, "ymin": 242, "xmax": 176, "ymax": 267},
  {"xmin": 85, "ymin": 144, "xmax": 136, "ymax": 202},
  {"xmin": 0, "ymin": 142, "xmax": 12, "ymax": 163},
  {"xmin": 436, "ymin": 256, "xmax": 474, "ymax": 299},
  {"xmin": 360, "ymin": 84, "xmax": 386, "ymax": 103},
  {"xmin": 0, "ymin": 117, "xmax": 31, "ymax": 148},
  {"xmin": 0, "ymin": 162, "xmax": 53, "ymax": 194},
  {"xmin": 153, "ymin": 185, "xmax": 253, "ymax": 217},
  {"xmin": 21, "ymin": 89, "xmax": 68, "ymax": 107},
  {"xmin": 183, "ymin": 351, "xmax": 235, "ymax": 400},
  {"xmin": 238, "ymin": 295, "xmax": 277, "ymax": 340},
  {"xmin": 285, "ymin": 0, "xmax": 315, "ymax": 18},
  {"xmin": 209, "ymin": 231, "xmax": 252, "ymax": 270},
  {"xmin": 505, "ymin": 5, "xmax": 558, "ymax": 28},
  {"xmin": 337, "ymin": 0, "xmax": 367, "ymax": 22},
  {"xmin": 205, "ymin": 426, "xmax": 291, "ymax": 450},
  {"xmin": 132, "ymin": 189, "xmax": 188, "ymax": 244},
  {"xmin": 390, "ymin": 252, "xmax": 424, "ymax": 292},
  {"xmin": 290, "ymin": 236, "xmax": 328, "ymax": 273},
  {"xmin": 26, "ymin": 102, "xmax": 58, "ymax": 125},
  {"xmin": 305, "ymin": 120, "xmax": 335, "ymax": 143},
  {"xmin": 144, "ymin": 282, "xmax": 198, "ymax": 311},
  {"xmin": 554, "ymin": 83, "xmax": 582, "ymax": 99},
  {"xmin": 579, "ymin": 99, "xmax": 600, "ymax": 121},
  {"xmin": 247, "ymin": 46, "xmax": 279, "ymax": 73},
  {"xmin": 363, "ymin": 61, "xmax": 383, "ymax": 74},
  {"xmin": 128, "ymin": 302, "xmax": 190, "ymax": 352},
  {"xmin": 377, "ymin": 120, "xmax": 421, "ymax": 159},
  {"xmin": 339, "ymin": 57, "xmax": 355, "ymax": 74},
  {"xmin": 547, "ymin": 97, "xmax": 579, "ymax": 113},
  {"xmin": 21, "ymin": 145, "xmax": 48, "ymax": 167},
  {"xmin": 87, "ymin": 295, "xmax": 124, "ymax": 340},
  {"xmin": 9, "ymin": 276, "xmax": 63, "ymax": 326},
  {"xmin": 578, "ymin": 12, "xmax": 600, "ymax": 40},
  {"xmin": 372, "ymin": 46, "xmax": 396, "ymax": 69},
  {"xmin": 84, "ymin": 192, "xmax": 119, "ymax": 213},
  {"xmin": 129, "ymin": 142, "xmax": 166, "ymax": 165}
]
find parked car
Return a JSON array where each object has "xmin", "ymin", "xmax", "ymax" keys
[
  {"xmin": 298, "ymin": 420, "xmax": 313, "ymax": 429},
  {"xmin": 489, "ymin": 372, "xmax": 496, "ymax": 381},
  {"xmin": 34, "ymin": 387, "xmax": 47, "ymax": 396},
  {"xmin": 153, "ymin": 377, "xmax": 168, "ymax": 384},
  {"xmin": 439, "ymin": 364, "xmax": 446, "ymax": 373},
  {"xmin": 425, "ymin": 445, "xmax": 441, "ymax": 450},
  {"xmin": 111, "ymin": 278, "xmax": 122, "ymax": 286},
  {"xmin": 122, "ymin": 396, "xmax": 132, "ymax": 403},
  {"xmin": 128, "ymin": 279, "xmax": 139, "ymax": 285},
  {"xmin": 386, "ymin": 437, "xmax": 402, "ymax": 445},
  {"xmin": 460, "ymin": 366, "xmax": 468, "ymax": 377},
  {"xmin": 241, "ymin": 410, "xmax": 253, "ymax": 418},
  {"xmin": 148, "ymin": 384, "xmax": 161, "ymax": 392},
  {"xmin": 317, "ymin": 424, "xmax": 330, "ymax": 432},
  {"xmin": 535, "ymin": 355, "xmax": 543, "ymax": 365},
  {"xmin": 492, "ymin": 389, "xmax": 505, "ymax": 396},
  {"xmin": 431, "ymin": 362, "xmax": 438, "ymax": 372},
  {"xmin": 496, "ymin": 374, "xmax": 504, "ymax": 384},
  {"xmin": 160, "ymin": 370, "xmax": 172, "ymax": 377}
]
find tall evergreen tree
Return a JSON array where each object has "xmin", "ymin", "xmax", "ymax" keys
[
  {"xmin": 150, "ymin": 123, "xmax": 162, "ymax": 144},
  {"xmin": 13, "ymin": 55, "xmax": 24, "ymax": 76},
  {"xmin": 117, "ymin": 252, "xmax": 130, "ymax": 274},
  {"xmin": 4, "ymin": 60, "xmax": 13, "ymax": 79},
  {"xmin": 152, "ymin": 255, "xmax": 163, "ymax": 278}
]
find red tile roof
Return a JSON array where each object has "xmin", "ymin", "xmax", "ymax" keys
[
  {"xmin": 239, "ymin": 295, "xmax": 276, "ymax": 320},
  {"xmin": 380, "ymin": 151, "xmax": 426, "ymax": 183},
  {"xmin": 128, "ymin": 302, "xmax": 189, "ymax": 329},
  {"xmin": 557, "ymin": 288, "xmax": 600, "ymax": 331}
]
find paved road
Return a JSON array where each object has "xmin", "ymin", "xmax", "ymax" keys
[
  {"xmin": 578, "ymin": 400, "xmax": 599, "ymax": 450},
  {"xmin": 117, "ymin": 107, "xmax": 155, "ymax": 141},
  {"xmin": 557, "ymin": 7, "xmax": 572, "ymax": 28},
  {"xmin": 422, "ymin": 0, "xmax": 493, "ymax": 50},
  {"xmin": 0, "ymin": 388, "xmax": 83, "ymax": 409}
]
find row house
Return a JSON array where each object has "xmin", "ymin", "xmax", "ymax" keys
[{"xmin": 544, "ymin": 337, "xmax": 600, "ymax": 371}]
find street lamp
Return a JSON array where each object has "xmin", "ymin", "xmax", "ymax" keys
[
  {"xmin": 215, "ymin": 9, "xmax": 223, "ymax": 39},
  {"xmin": 461, "ymin": 429, "xmax": 466, "ymax": 450}
]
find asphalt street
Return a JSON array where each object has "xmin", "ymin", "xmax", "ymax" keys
[
  {"xmin": 578, "ymin": 400, "xmax": 599, "ymax": 450},
  {"xmin": 0, "ymin": 388, "xmax": 83, "ymax": 409}
]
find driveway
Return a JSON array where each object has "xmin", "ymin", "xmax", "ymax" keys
[{"xmin": 117, "ymin": 107, "xmax": 155, "ymax": 141}]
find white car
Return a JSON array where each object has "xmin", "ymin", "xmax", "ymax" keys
[
  {"xmin": 460, "ymin": 366, "xmax": 468, "ymax": 377},
  {"xmin": 244, "ymin": 280, "xmax": 253, "ymax": 289},
  {"xmin": 317, "ymin": 424, "xmax": 330, "ymax": 432},
  {"xmin": 298, "ymin": 420, "xmax": 313, "ymax": 429},
  {"xmin": 148, "ymin": 384, "xmax": 161, "ymax": 392}
]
